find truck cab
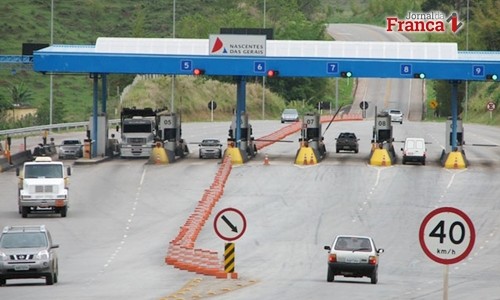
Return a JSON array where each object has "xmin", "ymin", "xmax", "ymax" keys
[{"xmin": 16, "ymin": 157, "xmax": 71, "ymax": 218}]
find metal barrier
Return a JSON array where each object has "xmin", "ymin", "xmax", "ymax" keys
[{"xmin": 0, "ymin": 119, "xmax": 120, "ymax": 137}]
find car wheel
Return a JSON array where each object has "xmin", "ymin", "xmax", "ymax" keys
[
  {"xmin": 402, "ymin": 158, "xmax": 406, "ymax": 165},
  {"xmin": 46, "ymin": 273, "xmax": 54, "ymax": 285},
  {"xmin": 370, "ymin": 270, "xmax": 378, "ymax": 284},
  {"xmin": 400, "ymin": 121, "xmax": 403, "ymax": 124},
  {"xmin": 0, "ymin": 278, "xmax": 6, "ymax": 286},
  {"xmin": 60, "ymin": 206, "xmax": 68, "ymax": 218},
  {"xmin": 336, "ymin": 148, "xmax": 339, "ymax": 153},
  {"xmin": 355, "ymin": 148, "xmax": 359, "ymax": 153},
  {"xmin": 21, "ymin": 206, "xmax": 29, "ymax": 218},
  {"xmin": 327, "ymin": 267, "xmax": 334, "ymax": 282},
  {"xmin": 54, "ymin": 264, "xmax": 58, "ymax": 283},
  {"xmin": 422, "ymin": 158, "xmax": 426, "ymax": 166}
]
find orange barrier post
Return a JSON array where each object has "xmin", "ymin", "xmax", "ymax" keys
[{"xmin": 263, "ymin": 154, "xmax": 270, "ymax": 165}]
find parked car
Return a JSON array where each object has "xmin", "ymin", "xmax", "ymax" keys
[
  {"xmin": 280, "ymin": 108, "xmax": 299, "ymax": 123},
  {"xmin": 199, "ymin": 139, "xmax": 223, "ymax": 159},
  {"xmin": 324, "ymin": 235, "xmax": 384, "ymax": 284},
  {"xmin": 335, "ymin": 132, "xmax": 359, "ymax": 153},
  {"xmin": 58, "ymin": 139, "xmax": 83, "ymax": 159},
  {"xmin": 0, "ymin": 225, "xmax": 59, "ymax": 286},
  {"xmin": 401, "ymin": 137, "xmax": 426, "ymax": 165},
  {"xmin": 385, "ymin": 109, "xmax": 403, "ymax": 124}
]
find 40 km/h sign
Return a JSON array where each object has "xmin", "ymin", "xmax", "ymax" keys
[{"xmin": 419, "ymin": 207, "xmax": 475, "ymax": 265}]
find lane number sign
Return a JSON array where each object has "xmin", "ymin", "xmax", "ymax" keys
[
  {"xmin": 214, "ymin": 207, "xmax": 247, "ymax": 242},
  {"xmin": 419, "ymin": 207, "xmax": 475, "ymax": 265}
]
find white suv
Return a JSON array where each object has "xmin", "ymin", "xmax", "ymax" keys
[
  {"xmin": 0, "ymin": 225, "xmax": 59, "ymax": 286},
  {"xmin": 324, "ymin": 235, "xmax": 384, "ymax": 284}
]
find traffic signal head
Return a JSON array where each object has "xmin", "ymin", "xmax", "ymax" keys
[
  {"xmin": 193, "ymin": 68, "xmax": 205, "ymax": 76},
  {"xmin": 414, "ymin": 73, "xmax": 426, "ymax": 79},
  {"xmin": 340, "ymin": 71, "xmax": 352, "ymax": 78},
  {"xmin": 486, "ymin": 74, "xmax": 498, "ymax": 81},
  {"xmin": 267, "ymin": 69, "xmax": 279, "ymax": 77}
]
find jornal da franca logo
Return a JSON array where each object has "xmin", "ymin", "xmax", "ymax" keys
[{"xmin": 386, "ymin": 11, "xmax": 463, "ymax": 33}]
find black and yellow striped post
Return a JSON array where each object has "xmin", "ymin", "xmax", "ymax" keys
[{"xmin": 224, "ymin": 242, "xmax": 238, "ymax": 279}]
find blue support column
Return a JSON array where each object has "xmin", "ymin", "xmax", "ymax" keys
[
  {"xmin": 101, "ymin": 74, "xmax": 107, "ymax": 113},
  {"xmin": 92, "ymin": 73, "xmax": 99, "ymax": 157},
  {"xmin": 450, "ymin": 81, "xmax": 459, "ymax": 151},
  {"xmin": 235, "ymin": 76, "xmax": 246, "ymax": 148}
]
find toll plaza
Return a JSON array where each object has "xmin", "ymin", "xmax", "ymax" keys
[{"xmin": 7, "ymin": 35, "xmax": 498, "ymax": 166}]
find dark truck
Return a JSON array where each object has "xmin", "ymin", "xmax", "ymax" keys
[{"xmin": 335, "ymin": 132, "xmax": 359, "ymax": 153}]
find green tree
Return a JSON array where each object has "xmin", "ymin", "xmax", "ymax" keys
[{"xmin": 10, "ymin": 82, "xmax": 33, "ymax": 106}]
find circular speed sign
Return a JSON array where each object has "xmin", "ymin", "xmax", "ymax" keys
[{"xmin": 419, "ymin": 207, "xmax": 475, "ymax": 265}]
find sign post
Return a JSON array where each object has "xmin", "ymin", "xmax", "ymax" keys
[
  {"xmin": 214, "ymin": 207, "xmax": 247, "ymax": 279},
  {"xmin": 419, "ymin": 207, "xmax": 475, "ymax": 300},
  {"xmin": 486, "ymin": 101, "xmax": 496, "ymax": 120}
]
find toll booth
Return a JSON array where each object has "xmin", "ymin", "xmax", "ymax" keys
[
  {"xmin": 88, "ymin": 113, "xmax": 108, "ymax": 157},
  {"xmin": 156, "ymin": 112, "xmax": 189, "ymax": 162},
  {"xmin": 372, "ymin": 111, "xmax": 396, "ymax": 161},
  {"xmin": 228, "ymin": 112, "xmax": 257, "ymax": 162},
  {"xmin": 294, "ymin": 112, "xmax": 326, "ymax": 165},
  {"xmin": 445, "ymin": 117, "xmax": 464, "ymax": 153}
]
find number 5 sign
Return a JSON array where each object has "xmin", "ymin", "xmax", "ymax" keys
[{"xmin": 419, "ymin": 207, "xmax": 475, "ymax": 265}]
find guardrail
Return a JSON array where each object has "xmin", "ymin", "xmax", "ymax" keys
[{"xmin": 0, "ymin": 119, "xmax": 120, "ymax": 137}]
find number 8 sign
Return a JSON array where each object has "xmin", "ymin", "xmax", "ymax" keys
[{"xmin": 419, "ymin": 207, "xmax": 475, "ymax": 265}]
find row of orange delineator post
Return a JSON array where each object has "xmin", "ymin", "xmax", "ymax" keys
[{"xmin": 165, "ymin": 155, "xmax": 235, "ymax": 279}]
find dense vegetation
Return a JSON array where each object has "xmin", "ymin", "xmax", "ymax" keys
[{"xmin": 0, "ymin": 0, "xmax": 498, "ymax": 129}]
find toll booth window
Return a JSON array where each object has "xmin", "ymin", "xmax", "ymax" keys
[
  {"xmin": 163, "ymin": 129, "xmax": 176, "ymax": 140},
  {"xmin": 123, "ymin": 123, "xmax": 152, "ymax": 133},
  {"xmin": 377, "ymin": 130, "xmax": 391, "ymax": 142},
  {"xmin": 449, "ymin": 133, "xmax": 463, "ymax": 146},
  {"xmin": 240, "ymin": 128, "xmax": 248, "ymax": 140},
  {"xmin": 306, "ymin": 128, "xmax": 320, "ymax": 140}
]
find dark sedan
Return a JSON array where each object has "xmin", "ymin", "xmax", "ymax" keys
[{"xmin": 335, "ymin": 132, "xmax": 359, "ymax": 153}]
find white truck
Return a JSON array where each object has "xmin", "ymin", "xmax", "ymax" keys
[
  {"xmin": 16, "ymin": 157, "xmax": 71, "ymax": 218},
  {"xmin": 119, "ymin": 108, "xmax": 156, "ymax": 158}
]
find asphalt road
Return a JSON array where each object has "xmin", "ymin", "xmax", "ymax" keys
[
  {"xmin": 1, "ymin": 119, "xmax": 499, "ymax": 300},
  {"xmin": 327, "ymin": 24, "xmax": 425, "ymax": 121}
]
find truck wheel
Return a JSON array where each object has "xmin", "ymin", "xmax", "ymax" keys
[
  {"xmin": 21, "ymin": 207, "xmax": 29, "ymax": 218},
  {"xmin": 60, "ymin": 206, "xmax": 68, "ymax": 218}
]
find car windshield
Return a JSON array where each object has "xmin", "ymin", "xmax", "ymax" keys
[
  {"xmin": 201, "ymin": 139, "xmax": 220, "ymax": 146},
  {"xmin": 339, "ymin": 133, "xmax": 356, "ymax": 139},
  {"xmin": 390, "ymin": 110, "xmax": 401, "ymax": 114},
  {"xmin": 0, "ymin": 232, "xmax": 48, "ymax": 248},
  {"xmin": 63, "ymin": 140, "xmax": 80, "ymax": 145},
  {"xmin": 283, "ymin": 109, "xmax": 297, "ymax": 115},
  {"xmin": 334, "ymin": 237, "xmax": 372, "ymax": 252}
]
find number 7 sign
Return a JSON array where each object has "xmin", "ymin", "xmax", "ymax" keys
[{"xmin": 419, "ymin": 207, "xmax": 475, "ymax": 265}]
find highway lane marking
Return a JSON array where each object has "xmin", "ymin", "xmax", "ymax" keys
[{"xmin": 85, "ymin": 167, "xmax": 147, "ymax": 287}]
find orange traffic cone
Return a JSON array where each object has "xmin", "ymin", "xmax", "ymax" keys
[
  {"xmin": 263, "ymin": 155, "xmax": 270, "ymax": 165},
  {"xmin": 309, "ymin": 154, "xmax": 314, "ymax": 165},
  {"xmin": 303, "ymin": 153, "xmax": 308, "ymax": 165}
]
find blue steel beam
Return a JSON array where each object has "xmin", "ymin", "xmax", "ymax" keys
[{"xmin": 33, "ymin": 52, "xmax": 499, "ymax": 81}]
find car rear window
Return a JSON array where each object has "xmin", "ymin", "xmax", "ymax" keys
[
  {"xmin": 335, "ymin": 237, "xmax": 372, "ymax": 252},
  {"xmin": 63, "ymin": 140, "xmax": 80, "ymax": 145}
]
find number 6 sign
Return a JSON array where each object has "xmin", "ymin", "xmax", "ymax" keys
[{"xmin": 419, "ymin": 207, "xmax": 475, "ymax": 265}]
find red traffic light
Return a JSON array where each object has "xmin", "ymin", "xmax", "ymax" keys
[
  {"xmin": 193, "ymin": 68, "xmax": 205, "ymax": 76},
  {"xmin": 267, "ymin": 69, "xmax": 279, "ymax": 77}
]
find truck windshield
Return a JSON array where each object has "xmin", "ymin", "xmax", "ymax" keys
[
  {"xmin": 123, "ymin": 123, "xmax": 152, "ymax": 133},
  {"xmin": 25, "ymin": 164, "xmax": 63, "ymax": 178}
]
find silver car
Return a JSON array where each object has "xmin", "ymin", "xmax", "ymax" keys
[
  {"xmin": 281, "ymin": 108, "xmax": 299, "ymax": 123},
  {"xmin": 385, "ymin": 109, "xmax": 403, "ymax": 124},
  {"xmin": 199, "ymin": 139, "xmax": 223, "ymax": 159},
  {"xmin": 58, "ymin": 139, "xmax": 83, "ymax": 159},
  {"xmin": 0, "ymin": 225, "xmax": 59, "ymax": 286},
  {"xmin": 324, "ymin": 235, "xmax": 384, "ymax": 284}
]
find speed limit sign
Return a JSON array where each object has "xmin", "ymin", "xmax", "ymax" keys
[{"xmin": 419, "ymin": 207, "xmax": 475, "ymax": 265}]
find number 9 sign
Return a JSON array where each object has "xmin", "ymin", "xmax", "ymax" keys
[{"xmin": 419, "ymin": 207, "xmax": 475, "ymax": 265}]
